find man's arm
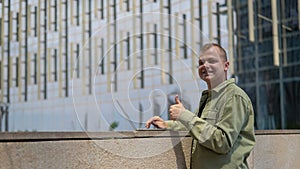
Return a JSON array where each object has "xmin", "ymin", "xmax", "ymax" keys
[
  {"xmin": 177, "ymin": 95, "xmax": 249, "ymax": 154},
  {"xmin": 165, "ymin": 120, "xmax": 188, "ymax": 131},
  {"xmin": 145, "ymin": 116, "xmax": 188, "ymax": 131}
]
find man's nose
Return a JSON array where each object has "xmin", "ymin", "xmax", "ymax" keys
[{"xmin": 203, "ymin": 61, "xmax": 209, "ymax": 68}]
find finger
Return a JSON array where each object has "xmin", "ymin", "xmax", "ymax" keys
[
  {"xmin": 145, "ymin": 120, "xmax": 151, "ymax": 128},
  {"xmin": 169, "ymin": 109, "xmax": 174, "ymax": 118},
  {"xmin": 145, "ymin": 117, "xmax": 156, "ymax": 128},
  {"xmin": 145, "ymin": 116, "xmax": 161, "ymax": 128},
  {"xmin": 175, "ymin": 95, "xmax": 181, "ymax": 104},
  {"xmin": 170, "ymin": 114, "xmax": 176, "ymax": 120},
  {"xmin": 153, "ymin": 116, "xmax": 161, "ymax": 121}
]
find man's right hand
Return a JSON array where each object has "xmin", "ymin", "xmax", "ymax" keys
[{"xmin": 145, "ymin": 116, "xmax": 167, "ymax": 129}]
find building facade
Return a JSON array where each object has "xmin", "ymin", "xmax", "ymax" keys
[
  {"xmin": 0, "ymin": 0, "xmax": 299, "ymax": 131},
  {"xmin": 233, "ymin": 0, "xmax": 300, "ymax": 129}
]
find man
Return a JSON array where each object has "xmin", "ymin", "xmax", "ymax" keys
[{"xmin": 145, "ymin": 43, "xmax": 255, "ymax": 169}]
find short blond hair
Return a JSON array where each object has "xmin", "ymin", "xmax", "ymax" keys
[{"xmin": 200, "ymin": 43, "xmax": 227, "ymax": 61}]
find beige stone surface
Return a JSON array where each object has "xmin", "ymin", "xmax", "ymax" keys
[
  {"xmin": 0, "ymin": 136, "xmax": 192, "ymax": 169},
  {"xmin": 1, "ymin": 131, "xmax": 300, "ymax": 169},
  {"xmin": 251, "ymin": 134, "xmax": 300, "ymax": 169}
]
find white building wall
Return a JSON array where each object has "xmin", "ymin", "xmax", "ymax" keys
[{"xmin": 0, "ymin": 0, "xmax": 231, "ymax": 131}]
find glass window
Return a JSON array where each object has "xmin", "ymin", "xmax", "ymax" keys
[
  {"xmin": 282, "ymin": 0, "xmax": 299, "ymax": 30},
  {"xmin": 259, "ymin": 69, "xmax": 280, "ymax": 81},
  {"xmin": 258, "ymin": 54, "xmax": 274, "ymax": 68},
  {"xmin": 286, "ymin": 49, "xmax": 300, "ymax": 64},
  {"xmin": 285, "ymin": 32, "xmax": 300, "ymax": 48},
  {"xmin": 284, "ymin": 81, "xmax": 300, "ymax": 129},
  {"xmin": 283, "ymin": 65, "xmax": 300, "ymax": 78},
  {"xmin": 256, "ymin": 83, "xmax": 281, "ymax": 129}
]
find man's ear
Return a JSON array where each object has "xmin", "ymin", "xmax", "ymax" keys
[{"xmin": 224, "ymin": 61, "xmax": 230, "ymax": 71}]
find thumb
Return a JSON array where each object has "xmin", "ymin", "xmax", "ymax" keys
[{"xmin": 175, "ymin": 95, "xmax": 181, "ymax": 104}]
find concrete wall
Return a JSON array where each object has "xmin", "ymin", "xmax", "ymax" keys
[
  {"xmin": 0, "ymin": 130, "xmax": 299, "ymax": 169},
  {"xmin": 248, "ymin": 130, "xmax": 300, "ymax": 169}
]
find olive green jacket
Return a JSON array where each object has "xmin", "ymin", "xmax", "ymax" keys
[{"xmin": 166, "ymin": 78, "xmax": 255, "ymax": 169}]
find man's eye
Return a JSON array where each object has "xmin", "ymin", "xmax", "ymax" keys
[{"xmin": 208, "ymin": 59, "xmax": 217, "ymax": 64}]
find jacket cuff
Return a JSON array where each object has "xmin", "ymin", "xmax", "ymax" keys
[{"xmin": 165, "ymin": 120, "xmax": 176, "ymax": 130}]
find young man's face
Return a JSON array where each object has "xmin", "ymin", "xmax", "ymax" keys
[{"xmin": 198, "ymin": 46, "xmax": 229, "ymax": 86}]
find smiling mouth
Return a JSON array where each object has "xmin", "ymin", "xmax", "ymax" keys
[
  {"xmin": 202, "ymin": 71, "xmax": 209, "ymax": 77},
  {"xmin": 202, "ymin": 69, "xmax": 209, "ymax": 74},
  {"xmin": 202, "ymin": 70, "xmax": 213, "ymax": 77}
]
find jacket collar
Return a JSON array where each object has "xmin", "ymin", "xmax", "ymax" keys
[
  {"xmin": 212, "ymin": 78, "xmax": 235, "ymax": 93},
  {"xmin": 202, "ymin": 78, "xmax": 236, "ymax": 95}
]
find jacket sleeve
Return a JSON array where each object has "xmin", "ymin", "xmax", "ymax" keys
[
  {"xmin": 165, "ymin": 120, "xmax": 188, "ymax": 131},
  {"xmin": 177, "ymin": 95, "xmax": 249, "ymax": 154}
]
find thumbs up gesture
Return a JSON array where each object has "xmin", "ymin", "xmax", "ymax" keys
[{"xmin": 169, "ymin": 95, "xmax": 186, "ymax": 120}]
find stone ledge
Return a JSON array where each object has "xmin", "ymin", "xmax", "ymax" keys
[
  {"xmin": 255, "ymin": 129, "xmax": 300, "ymax": 135},
  {"xmin": 1, "ymin": 130, "xmax": 299, "ymax": 142},
  {"xmin": 0, "ymin": 130, "xmax": 190, "ymax": 142}
]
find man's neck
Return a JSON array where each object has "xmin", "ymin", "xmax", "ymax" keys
[{"xmin": 207, "ymin": 78, "xmax": 227, "ymax": 90}]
